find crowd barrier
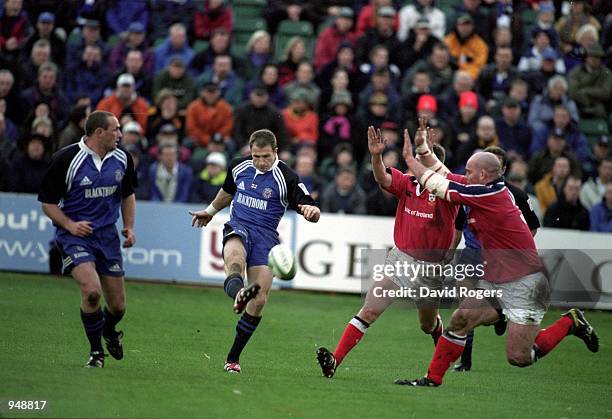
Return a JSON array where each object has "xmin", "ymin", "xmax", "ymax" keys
[{"xmin": 1, "ymin": 193, "xmax": 611, "ymax": 309}]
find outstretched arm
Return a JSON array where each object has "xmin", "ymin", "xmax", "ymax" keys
[
  {"xmin": 189, "ymin": 188, "xmax": 234, "ymax": 227},
  {"xmin": 368, "ymin": 125, "xmax": 392, "ymax": 188},
  {"xmin": 411, "ymin": 117, "xmax": 449, "ymax": 176}
]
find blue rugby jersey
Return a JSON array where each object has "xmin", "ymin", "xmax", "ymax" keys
[
  {"xmin": 222, "ymin": 157, "xmax": 316, "ymax": 231},
  {"xmin": 38, "ymin": 138, "xmax": 137, "ymax": 230}
]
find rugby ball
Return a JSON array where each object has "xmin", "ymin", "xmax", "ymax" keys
[{"xmin": 268, "ymin": 244, "xmax": 296, "ymax": 280}]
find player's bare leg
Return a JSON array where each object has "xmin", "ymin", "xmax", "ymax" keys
[
  {"xmin": 317, "ymin": 277, "xmax": 397, "ymax": 378},
  {"xmin": 100, "ymin": 275, "xmax": 126, "ymax": 360},
  {"xmin": 224, "ymin": 265, "xmax": 271, "ymax": 373},
  {"xmin": 417, "ymin": 306, "xmax": 443, "ymax": 346},
  {"xmin": 506, "ymin": 322, "xmax": 539, "ymax": 367},
  {"xmin": 72, "ymin": 262, "xmax": 105, "ymax": 367},
  {"xmin": 395, "ymin": 297, "xmax": 498, "ymax": 386},
  {"xmin": 222, "ymin": 237, "xmax": 259, "ymax": 315}
]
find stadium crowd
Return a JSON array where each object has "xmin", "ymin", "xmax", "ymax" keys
[{"xmin": 0, "ymin": 0, "xmax": 611, "ymax": 232}]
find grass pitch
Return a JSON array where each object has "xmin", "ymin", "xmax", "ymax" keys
[{"xmin": 1, "ymin": 272, "xmax": 611, "ymax": 418}]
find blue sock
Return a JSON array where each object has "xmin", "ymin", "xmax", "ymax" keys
[
  {"xmin": 224, "ymin": 274, "xmax": 244, "ymax": 299},
  {"xmin": 80, "ymin": 308, "xmax": 104, "ymax": 353}
]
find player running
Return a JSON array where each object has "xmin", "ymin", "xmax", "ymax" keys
[
  {"xmin": 316, "ymin": 121, "xmax": 459, "ymax": 379},
  {"xmin": 38, "ymin": 111, "xmax": 137, "ymax": 368},
  {"xmin": 394, "ymin": 131, "xmax": 599, "ymax": 387},
  {"xmin": 453, "ymin": 146, "xmax": 540, "ymax": 372},
  {"xmin": 189, "ymin": 129, "xmax": 320, "ymax": 374}
]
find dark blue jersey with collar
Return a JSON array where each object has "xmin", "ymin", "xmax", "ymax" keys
[
  {"xmin": 38, "ymin": 138, "xmax": 137, "ymax": 230},
  {"xmin": 221, "ymin": 157, "xmax": 316, "ymax": 231}
]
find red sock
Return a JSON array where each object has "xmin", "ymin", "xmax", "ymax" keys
[
  {"xmin": 333, "ymin": 317, "xmax": 368, "ymax": 366},
  {"xmin": 426, "ymin": 332, "xmax": 466, "ymax": 385},
  {"xmin": 534, "ymin": 315, "xmax": 572, "ymax": 357}
]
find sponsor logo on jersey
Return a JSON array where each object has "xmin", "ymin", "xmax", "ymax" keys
[
  {"xmin": 428, "ymin": 193, "xmax": 436, "ymax": 202},
  {"xmin": 85, "ymin": 185, "xmax": 118, "ymax": 198},
  {"xmin": 236, "ymin": 192, "xmax": 268, "ymax": 210},
  {"xmin": 237, "ymin": 181, "xmax": 245, "ymax": 190},
  {"xmin": 298, "ymin": 182, "xmax": 310, "ymax": 196},
  {"xmin": 115, "ymin": 170, "xmax": 123, "ymax": 182},
  {"xmin": 79, "ymin": 176, "xmax": 92, "ymax": 186},
  {"xmin": 262, "ymin": 187, "xmax": 273, "ymax": 198}
]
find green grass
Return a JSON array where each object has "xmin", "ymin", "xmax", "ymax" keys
[{"xmin": 1, "ymin": 272, "xmax": 611, "ymax": 418}]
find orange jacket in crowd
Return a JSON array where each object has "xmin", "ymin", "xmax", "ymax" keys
[
  {"xmin": 96, "ymin": 94, "xmax": 150, "ymax": 132},
  {"xmin": 186, "ymin": 98, "xmax": 233, "ymax": 147},
  {"xmin": 443, "ymin": 31, "xmax": 489, "ymax": 80},
  {"xmin": 282, "ymin": 108, "xmax": 319, "ymax": 145}
]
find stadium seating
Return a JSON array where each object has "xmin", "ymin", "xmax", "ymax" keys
[
  {"xmin": 274, "ymin": 20, "xmax": 315, "ymax": 60},
  {"xmin": 233, "ymin": 0, "xmax": 267, "ymax": 18}
]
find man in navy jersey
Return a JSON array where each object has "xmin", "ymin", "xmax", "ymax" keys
[
  {"xmin": 38, "ymin": 111, "xmax": 137, "ymax": 368},
  {"xmin": 189, "ymin": 129, "xmax": 320, "ymax": 374},
  {"xmin": 394, "ymin": 129, "xmax": 599, "ymax": 387},
  {"xmin": 316, "ymin": 124, "xmax": 459, "ymax": 379},
  {"xmin": 453, "ymin": 145, "xmax": 540, "ymax": 372}
]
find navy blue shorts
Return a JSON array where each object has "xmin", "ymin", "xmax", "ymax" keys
[
  {"xmin": 56, "ymin": 224, "xmax": 124, "ymax": 277},
  {"xmin": 223, "ymin": 220, "xmax": 279, "ymax": 268}
]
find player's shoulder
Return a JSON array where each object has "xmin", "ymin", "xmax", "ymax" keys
[
  {"xmin": 229, "ymin": 156, "xmax": 253, "ymax": 169},
  {"xmin": 505, "ymin": 181, "xmax": 528, "ymax": 201},
  {"xmin": 51, "ymin": 142, "xmax": 82, "ymax": 165},
  {"xmin": 277, "ymin": 159, "xmax": 299, "ymax": 180},
  {"xmin": 113, "ymin": 145, "xmax": 132, "ymax": 166}
]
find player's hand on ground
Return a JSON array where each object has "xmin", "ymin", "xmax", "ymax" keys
[
  {"xmin": 189, "ymin": 210, "xmax": 213, "ymax": 227},
  {"xmin": 68, "ymin": 220, "xmax": 93, "ymax": 237},
  {"xmin": 299, "ymin": 205, "xmax": 320, "ymax": 223},
  {"xmin": 402, "ymin": 129, "xmax": 415, "ymax": 163},
  {"xmin": 122, "ymin": 228, "xmax": 136, "ymax": 248},
  {"xmin": 367, "ymin": 125, "xmax": 386, "ymax": 156}
]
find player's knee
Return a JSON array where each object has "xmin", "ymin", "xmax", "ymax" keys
[
  {"xmin": 449, "ymin": 309, "xmax": 470, "ymax": 332},
  {"xmin": 84, "ymin": 289, "xmax": 101, "ymax": 308},
  {"xmin": 507, "ymin": 351, "xmax": 533, "ymax": 367},
  {"xmin": 358, "ymin": 307, "xmax": 381, "ymax": 324},
  {"xmin": 420, "ymin": 319, "xmax": 436, "ymax": 334}
]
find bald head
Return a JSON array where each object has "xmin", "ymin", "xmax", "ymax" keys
[{"xmin": 465, "ymin": 152, "xmax": 501, "ymax": 184}]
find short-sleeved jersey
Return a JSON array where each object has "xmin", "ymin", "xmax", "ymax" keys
[
  {"xmin": 384, "ymin": 167, "xmax": 458, "ymax": 262},
  {"xmin": 222, "ymin": 157, "xmax": 316, "ymax": 231},
  {"xmin": 38, "ymin": 138, "xmax": 137, "ymax": 230},
  {"xmin": 445, "ymin": 173, "xmax": 543, "ymax": 283},
  {"xmin": 456, "ymin": 181, "xmax": 541, "ymax": 250}
]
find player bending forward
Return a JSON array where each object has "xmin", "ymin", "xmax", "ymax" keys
[
  {"xmin": 190, "ymin": 129, "xmax": 320, "ymax": 373},
  {"xmin": 316, "ymin": 123, "xmax": 459, "ymax": 378},
  {"xmin": 38, "ymin": 111, "xmax": 137, "ymax": 368},
  {"xmin": 394, "ymin": 128, "xmax": 599, "ymax": 387}
]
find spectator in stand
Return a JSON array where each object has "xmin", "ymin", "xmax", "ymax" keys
[
  {"xmin": 398, "ymin": 0, "xmax": 445, "ymax": 41},
  {"xmin": 318, "ymin": 91, "xmax": 355, "ymax": 160},
  {"xmin": 456, "ymin": 115, "xmax": 500, "ymax": 168},
  {"xmin": 535, "ymin": 155, "xmax": 571, "ymax": 214},
  {"xmin": 191, "ymin": 151, "xmax": 227, "ymax": 204},
  {"xmin": 105, "ymin": 0, "xmax": 148, "ymax": 37},
  {"xmin": 148, "ymin": 142, "xmax": 193, "ymax": 203},
  {"xmin": 354, "ymin": 5, "xmax": 401, "ymax": 67},
  {"xmin": 495, "ymin": 97, "xmax": 531, "ymax": 160},
  {"xmin": 355, "ymin": 0, "xmax": 398, "ymax": 37},
  {"xmin": 543, "ymin": 176, "xmax": 590, "ymax": 230},
  {"xmin": 284, "ymin": 61, "xmax": 320, "ymax": 111},
  {"xmin": 590, "ymin": 183, "xmax": 612, "ymax": 233},
  {"xmin": 190, "ymin": 27, "xmax": 233, "ymax": 76},
  {"xmin": 124, "ymin": 143, "xmax": 150, "ymax": 200},
  {"xmin": 358, "ymin": 67, "xmax": 401, "ymax": 122},
  {"xmin": 263, "ymin": 0, "xmax": 318, "ymax": 36},
  {"xmin": 522, "ymin": 47, "xmax": 565, "ymax": 97},
  {"xmin": 518, "ymin": 31, "xmax": 566, "ymax": 74},
  {"xmin": 447, "ymin": 0, "xmax": 492, "ymax": 46},
  {"xmin": 314, "ymin": 7, "xmax": 356, "ymax": 71},
  {"xmin": 556, "ymin": 0, "xmax": 601, "ymax": 57},
  {"xmin": 96, "ymin": 73, "xmax": 150, "ymax": 131},
  {"xmin": 401, "ymin": 70, "xmax": 432, "ymax": 122},
  {"xmin": 402, "ymin": 42, "xmax": 454, "ymax": 97},
  {"xmin": 154, "ymin": 23, "xmax": 194, "ymax": 73},
  {"xmin": 0, "ymin": 69, "xmax": 24, "ymax": 124},
  {"xmin": 152, "ymin": 56, "xmax": 195, "ymax": 111},
  {"xmin": 186, "ymin": 81, "xmax": 233, "ymax": 148},
  {"xmin": 148, "ymin": 123, "xmax": 191, "ymax": 163},
  {"xmin": 9, "ymin": 133, "xmax": 49, "ymax": 194},
  {"xmin": 527, "ymin": 2, "xmax": 559, "ymax": 50},
  {"xmin": 245, "ymin": 64, "xmax": 286, "ymax": 109},
  {"xmin": 107, "ymin": 49, "xmax": 153, "ymax": 101},
  {"xmin": 449, "ymin": 90, "xmax": 480, "ymax": 168},
  {"xmin": 507, "ymin": 159, "xmax": 543, "ymax": 220},
  {"xmin": 146, "ymin": 89, "xmax": 185, "ymax": 143},
  {"xmin": 584, "ymin": 136, "xmax": 611, "ymax": 180},
  {"xmin": 57, "ymin": 104, "xmax": 89, "ymax": 150},
  {"xmin": 477, "ymin": 46, "xmax": 519, "ymax": 109},
  {"xmin": 528, "ymin": 75, "xmax": 579, "ymax": 135},
  {"xmin": 316, "ymin": 41, "xmax": 362, "ymax": 100},
  {"xmin": 19, "ymin": 38, "xmax": 51, "ymax": 90},
  {"xmin": 20, "ymin": 62, "xmax": 69, "ymax": 124},
  {"xmin": 22, "ymin": 12, "xmax": 65, "ymax": 68},
  {"xmin": 0, "ymin": 113, "xmax": 17, "ymax": 162},
  {"xmin": 581, "ymin": 158, "xmax": 612, "ymax": 210},
  {"xmin": 530, "ymin": 104, "xmax": 589, "ymax": 162},
  {"xmin": 0, "ymin": 0, "xmax": 32, "ymax": 58},
  {"xmin": 148, "ymin": 0, "xmax": 196, "ymax": 41},
  {"xmin": 440, "ymin": 70, "xmax": 484, "ymax": 121},
  {"xmin": 232, "ymin": 86, "xmax": 287, "ymax": 150},
  {"xmin": 294, "ymin": 152, "xmax": 323, "ymax": 201},
  {"xmin": 193, "ymin": 0, "xmax": 233, "ymax": 41},
  {"xmin": 444, "ymin": 14, "xmax": 488, "ymax": 80},
  {"xmin": 64, "ymin": 44, "xmax": 110, "ymax": 105},
  {"xmin": 65, "ymin": 20, "xmax": 107, "ymax": 71},
  {"xmin": 528, "ymin": 128, "xmax": 582, "ymax": 184},
  {"xmin": 277, "ymin": 37, "xmax": 308, "ymax": 86},
  {"xmin": 568, "ymin": 44, "xmax": 612, "ymax": 120},
  {"xmin": 282, "ymin": 88, "xmax": 319, "ymax": 149},
  {"xmin": 507, "ymin": 78, "xmax": 531, "ymax": 117},
  {"xmin": 241, "ymin": 30, "xmax": 272, "ymax": 82},
  {"xmin": 0, "ymin": 98, "xmax": 17, "ymax": 143},
  {"xmin": 397, "ymin": 17, "xmax": 439, "ymax": 73},
  {"xmin": 121, "ymin": 121, "xmax": 148, "ymax": 153},
  {"xmin": 320, "ymin": 166, "xmax": 367, "ymax": 214},
  {"xmin": 108, "ymin": 21, "xmax": 154, "ymax": 75},
  {"xmin": 196, "ymin": 54, "xmax": 245, "ymax": 109},
  {"xmin": 563, "ymin": 23, "xmax": 600, "ymax": 73}
]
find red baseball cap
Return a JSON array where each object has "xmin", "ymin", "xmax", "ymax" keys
[
  {"xmin": 459, "ymin": 91, "xmax": 478, "ymax": 110},
  {"xmin": 416, "ymin": 94, "xmax": 437, "ymax": 112}
]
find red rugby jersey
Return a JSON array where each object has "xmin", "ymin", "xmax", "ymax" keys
[
  {"xmin": 445, "ymin": 173, "xmax": 543, "ymax": 283},
  {"xmin": 384, "ymin": 167, "xmax": 458, "ymax": 262}
]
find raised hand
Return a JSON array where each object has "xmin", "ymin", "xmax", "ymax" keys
[
  {"xmin": 367, "ymin": 125, "xmax": 386, "ymax": 156},
  {"xmin": 402, "ymin": 129, "xmax": 415, "ymax": 163},
  {"xmin": 189, "ymin": 210, "xmax": 213, "ymax": 228}
]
